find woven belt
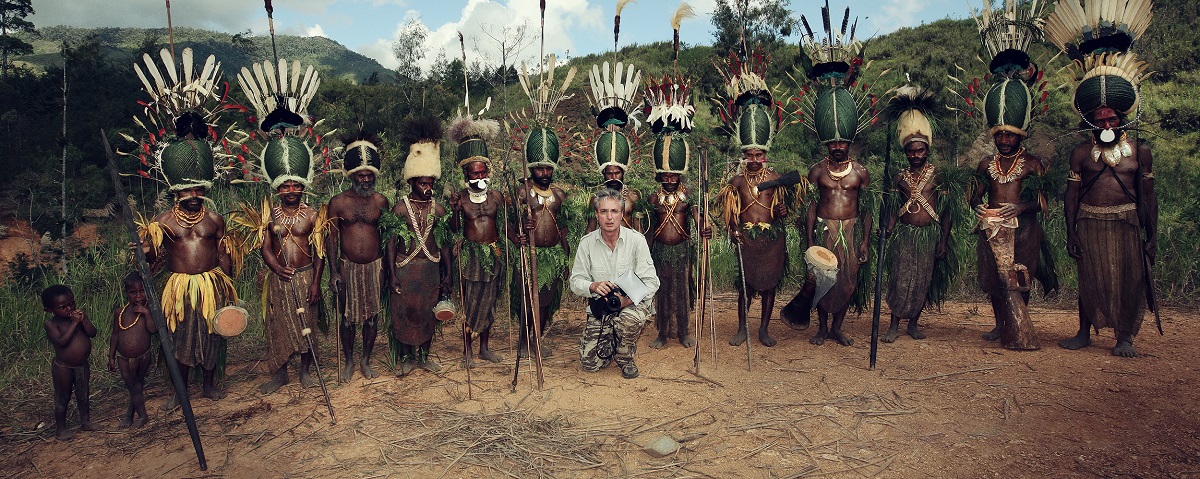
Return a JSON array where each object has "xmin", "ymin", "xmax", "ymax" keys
[{"xmin": 1080, "ymin": 203, "xmax": 1136, "ymax": 214}]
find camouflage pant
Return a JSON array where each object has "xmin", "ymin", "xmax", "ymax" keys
[{"xmin": 579, "ymin": 301, "xmax": 651, "ymax": 372}]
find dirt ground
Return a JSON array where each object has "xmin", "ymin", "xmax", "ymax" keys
[{"xmin": 2, "ymin": 296, "xmax": 1198, "ymax": 479}]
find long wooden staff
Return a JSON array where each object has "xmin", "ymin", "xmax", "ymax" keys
[
  {"xmin": 164, "ymin": 0, "xmax": 176, "ymax": 63},
  {"xmin": 693, "ymin": 148, "xmax": 710, "ymax": 372},
  {"xmin": 272, "ymin": 228, "xmax": 336, "ymax": 423},
  {"xmin": 103, "ymin": 130, "xmax": 207, "ymax": 471},
  {"xmin": 456, "ymin": 244, "xmax": 473, "ymax": 399},
  {"xmin": 869, "ymin": 123, "xmax": 895, "ymax": 369},
  {"xmin": 736, "ymin": 242, "xmax": 752, "ymax": 371}
]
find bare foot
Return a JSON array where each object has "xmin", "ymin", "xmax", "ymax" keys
[
  {"xmin": 679, "ymin": 335, "xmax": 696, "ymax": 348},
  {"xmin": 202, "ymin": 387, "xmax": 227, "ymax": 400},
  {"xmin": 397, "ymin": 359, "xmax": 416, "ymax": 376},
  {"xmin": 729, "ymin": 328, "xmax": 748, "ymax": 346},
  {"xmin": 810, "ymin": 329, "xmax": 828, "ymax": 345},
  {"xmin": 299, "ymin": 371, "xmax": 317, "ymax": 388},
  {"xmin": 119, "ymin": 414, "xmax": 133, "ymax": 428},
  {"xmin": 132, "ymin": 415, "xmax": 148, "ymax": 428},
  {"xmin": 460, "ymin": 355, "xmax": 477, "ymax": 369},
  {"xmin": 80, "ymin": 420, "xmax": 99, "ymax": 431},
  {"xmin": 1112, "ymin": 338, "xmax": 1137, "ymax": 358},
  {"xmin": 1058, "ymin": 333, "xmax": 1091, "ymax": 350},
  {"xmin": 478, "ymin": 349, "xmax": 502, "ymax": 363},
  {"xmin": 881, "ymin": 328, "xmax": 900, "ymax": 343},
  {"xmin": 907, "ymin": 323, "xmax": 927, "ymax": 340},
  {"xmin": 830, "ymin": 330, "xmax": 854, "ymax": 346},
  {"xmin": 758, "ymin": 329, "xmax": 776, "ymax": 347},
  {"xmin": 418, "ymin": 358, "xmax": 442, "ymax": 373},
  {"xmin": 339, "ymin": 362, "xmax": 355, "ymax": 382},
  {"xmin": 982, "ymin": 326, "xmax": 1002, "ymax": 341},
  {"xmin": 257, "ymin": 375, "xmax": 288, "ymax": 395},
  {"xmin": 517, "ymin": 344, "xmax": 553, "ymax": 359},
  {"xmin": 55, "ymin": 428, "xmax": 72, "ymax": 441},
  {"xmin": 360, "ymin": 360, "xmax": 379, "ymax": 379},
  {"xmin": 649, "ymin": 337, "xmax": 667, "ymax": 349}
]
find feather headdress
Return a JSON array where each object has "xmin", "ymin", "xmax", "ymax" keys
[
  {"xmin": 235, "ymin": 59, "xmax": 327, "ymax": 189},
  {"xmin": 713, "ymin": 47, "xmax": 783, "ymax": 152},
  {"xmin": 448, "ymin": 114, "xmax": 501, "ymax": 169},
  {"xmin": 948, "ymin": 0, "xmax": 1051, "ymax": 137},
  {"xmin": 1044, "ymin": 0, "xmax": 1153, "ymax": 121},
  {"xmin": 118, "ymin": 47, "xmax": 242, "ymax": 192},
  {"xmin": 792, "ymin": 2, "xmax": 883, "ymax": 144},
  {"xmin": 518, "ymin": 54, "xmax": 578, "ymax": 171}
]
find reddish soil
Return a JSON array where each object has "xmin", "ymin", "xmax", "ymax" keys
[{"xmin": 1, "ymin": 297, "xmax": 1197, "ymax": 478}]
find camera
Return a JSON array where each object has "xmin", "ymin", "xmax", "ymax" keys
[{"xmin": 588, "ymin": 287, "xmax": 626, "ymax": 319}]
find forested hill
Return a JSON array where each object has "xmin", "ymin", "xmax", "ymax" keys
[{"xmin": 15, "ymin": 26, "xmax": 389, "ymax": 83}]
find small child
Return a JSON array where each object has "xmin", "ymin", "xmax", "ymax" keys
[
  {"xmin": 108, "ymin": 272, "xmax": 158, "ymax": 428},
  {"xmin": 42, "ymin": 284, "xmax": 98, "ymax": 440}
]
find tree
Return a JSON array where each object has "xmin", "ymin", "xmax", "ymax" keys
[
  {"xmin": 392, "ymin": 19, "xmax": 428, "ymax": 83},
  {"xmin": 710, "ymin": 0, "xmax": 796, "ymax": 54},
  {"xmin": 0, "ymin": 0, "xmax": 34, "ymax": 79}
]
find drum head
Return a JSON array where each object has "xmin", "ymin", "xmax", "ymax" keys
[
  {"xmin": 805, "ymin": 246, "xmax": 839, "ymax": 269},
  {"xmin": 433, "ymin": 300, "xmax": 456, "ymax": 322},
  {"xmin": 213, "ymin": 306, "xmax": 248, "ymax": 337}
]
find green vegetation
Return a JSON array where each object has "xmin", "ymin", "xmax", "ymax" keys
[{"xmin": 1, "ymin": 1, "xmax": 1198, "ymax": 395}]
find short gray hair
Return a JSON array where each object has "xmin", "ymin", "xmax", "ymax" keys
[{"xmin": 594, "ymin": 188, "xmax": 625, "ymax": 210}]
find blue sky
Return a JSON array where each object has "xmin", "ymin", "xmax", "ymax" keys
[{"xmin": 32, "ymin": 0, "xmax": 972, "ymax": 73}]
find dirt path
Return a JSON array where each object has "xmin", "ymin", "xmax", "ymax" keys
[{"xmin": 2, "ymin": 298, "xmax": 1198, "ymax": 478}]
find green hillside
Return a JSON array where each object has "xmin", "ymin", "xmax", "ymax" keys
[{"xmin": 14, "ymin": 26, "xmax": 390, "ymax": 83}]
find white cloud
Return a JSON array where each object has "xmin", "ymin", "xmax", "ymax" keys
[
  {"xmin": 305, "ymin": 24, "xmax": 327, "ymax": 38},
  {"xmin": 359, "ymin": 0, "xmax": 604, "ymax": 76},
  {"xmin": 871, "ymin": 0, "xmax": 925, "ymax": 34}
]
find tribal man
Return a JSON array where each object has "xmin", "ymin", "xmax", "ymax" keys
[
  {"xmin": 882, "ymin": 87, "xmax": 952, "ymax": 342},
  {"xmin": 1047, "ymin": 1, "xmax": 1158, "ymax": 357},
  {"xmin": 327, "ymin": 134, "xmax": 388, "ymax": 381},
  {"xmin": 448, "ymin": 115, "xmax": 506, "ymax": 367},
  {"xmin": 143, "ymin": 111, "xmax": 238, "ymax": 404},
  {"xmin": 387, "ymin": 116, "xmax": 451, "ymax": 374},
  {"xmin": 511, "ymin": 163, "xmax": 570, "ymax": 358}
]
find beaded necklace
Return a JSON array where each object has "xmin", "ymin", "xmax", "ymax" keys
[{"xmin": 118, "ymin": 304, "xmax": 140, "ymax": 330}]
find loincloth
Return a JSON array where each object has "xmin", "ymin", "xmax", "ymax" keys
[
  {"xmin": 341, "ymin": 257, "xmax": 383, "ymax": 324},
  {"xmin": 264, "ymin": 264, "xmax": 318, "ymax": 372},
  {"xmin": 886, "ymin": 223, "xmax": 938, "ymax": 318},
  {"xmin": 163, "ymin": 268, "xmax": 236, "ymax": 369},
  {"xmin": 391, "ymin": 256, "xmax": 441, "ymax": 346},
  {"xmin": 653, "ymin": 241, "xmax": 693, "ymax": 336},
  {"xmin": 976, "ymin": 212, "xmax": 1042, "ymax": 295},
  {"xmin": 1076, "ymin": 205, "xmax": 1145, "ymax": 334},
  {"xmin": 816, "ymin": 217, "xmax": 860, "ymax": 312},
  {"xmin": 736, "ymin": 224, "xmax": 787, "ymax": 293},
  {"xmin": 459, "ymin": 240, "xmax": 505, "ymax": 332},
  {"xmin": 115, "ymin": 349, "xmax": 152, "ymax": 361}
]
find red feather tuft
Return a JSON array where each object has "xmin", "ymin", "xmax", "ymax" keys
[{"xmin": 138, "ymin": 170, "xmax": 150, "ymax": 178}]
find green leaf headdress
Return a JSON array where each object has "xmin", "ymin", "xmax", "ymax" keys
[
  {"xmin": 793, "ymin": 1, "xmax": 883, "ymax": 145},
  {"xmin": 236, "ymin": 59, "xmax": 324, "ymax": 189},
  {"xmin": 517, "ymin": 54, "xmax": 578, "ymax": 172}
]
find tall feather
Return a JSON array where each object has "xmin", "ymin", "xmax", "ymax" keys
[{"xmin": 841, "ymin": 7, "xmax": 850, "ymax": 38}]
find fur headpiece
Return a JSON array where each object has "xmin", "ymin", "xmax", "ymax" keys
[
  {"xmin": 400, "ymin": 115, "xmax": 444, "ymax": 180},
  {"xmin": 1045, "ymin": 0, "xmax": 1153, "ymax": 122},
  {"xmin": 885, "ymin": 85, "xmax": 941, "ymax": 148}
]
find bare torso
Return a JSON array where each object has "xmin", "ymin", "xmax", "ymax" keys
[
  {"xmin": 268, "ymin": 202, "xmax": 319, "ymax": 268},
  {"xmin": 152, "ymin": 208, "xmax": 226, "ymax": 274},
  {"xmin": 1072, "ymin": 142, "xmax": 1147, "ymax": 207},
  {"xmin": 731, "ymin": 169, "xmax": 782, "ymax": 226},
  {"xmin": 112, "ymin": 305, "xmax": 154, "ymax": 358},
  {"xmin": 896, "ymin": 165, "xmax": 940, "ymax": 227},
  {"xmin": 650, "ymin": 188, "xmax": 693, "ymax": 246},
  {"xmin": 393, "ymin": 198, "xmax": 447, "ymax": 257},
  {"xmin": 516, "ymin": 182, "xmax": 568, "ymax": 248},
  {"xmin": 974, "ymin": 151, "xmax": 1045, "ymax": 208},
  {"xmin": 46, "ymin": 317, "xmax": 92, "ymax": 366},
  {"xmin": 811, "ymin": 159, "xmax": 870, "ymax": 220},
  {"xmin": 456, "ymin": 188, "xmax": 504, "ymax": 244},
  {"xmin": 328, "ymin": 190, "xmax": 388, "ymax": 264}
]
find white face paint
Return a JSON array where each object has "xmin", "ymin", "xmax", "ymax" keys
[
  {"xmin": 1099, "ymin": 129, "xmax": 1117, "ymax": 143},
  {"xmin": 469, "ymin": 178, "xmax": 489, "ymax": 191}
]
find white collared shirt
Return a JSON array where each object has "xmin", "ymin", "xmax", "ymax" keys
[{"xmin": 569, "ymin": 226, "xmax": 660, "ymax": 304}]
